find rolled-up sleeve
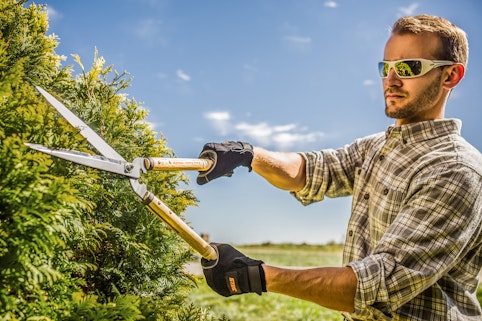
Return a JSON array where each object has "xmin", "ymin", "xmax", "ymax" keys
[
  {"xmin": 347, "ymin": 255, "xmax": 395, "ymax": 320},
  {"xmin": 292, "ymin": 138, "xmax": 372, "ymax": 205},
  {"xmin": 292, "ymin": 151, "xmax": 328, "ymax": 205}
]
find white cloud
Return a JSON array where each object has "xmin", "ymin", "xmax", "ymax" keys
[
  {"xmin": 204, "ymin": 111, "xmax": 232, "ymax": 135},
  {"xmin": 398, "ymin": 3, "xmax": 419, "ymax": 16},
  {"xmin": 363, "ymin": 79, "xmax": 375, "ymax": 86},
  {"xmin": 205, "ymin": 111, "xmax": 230, "ymax": 121},
  {"xmin": 279, "ymin": 23, "xmax": 312, "ymax": 51},
  {"xmin": 176, "ymin": 69, "xmax": 191, "ymax": 82},
  {"xmin": 284, "ymin": 36, "xmax": 312, "ymax": 45},
  {"xmin": 235, "ymin": 122, "xmax": 275, "ymax": 145},
  {"xmin": 134, "ymin": 18, "xmax": 166, "ymax": 46},
  {"xmin": 204, "ymin": 111, "xmax": 325, "ymax": 150},
  {"xmin": 283, "ymin": 35, "xmax": 313, "ymax": 51},
  {"xmin": 273, "ymin": 124, "xmax": 297, "ymax": 132},
  {"xmin": 324, "ymin": 1, "xmax": 338, "ymax": 8},
  {"xmin": 273, "ymin": 132, "xmax": 325, "ymax": 150},
  {"xmin": 46, "ymin": 5, "xmax": 62, "ymax": 22},
  {"xmin": 235, "ymin": 121, "xmax": 325, "ymax": 150},
  {"xmin": 155, "ymin": 70, "xmax": 192, "ymax": 95}
]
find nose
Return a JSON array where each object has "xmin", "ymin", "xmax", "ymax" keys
[{"xmin": 384, "ymin": 68, "xmax": 402, "ymax": 86}]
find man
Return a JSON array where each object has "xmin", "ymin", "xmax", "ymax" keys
[{"xmin": 197, "ymin": 15, "xmax": 482, "ymax": 320}]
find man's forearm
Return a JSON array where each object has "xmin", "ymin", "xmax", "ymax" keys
[
  {"xmin": 263, "ymin": 265, "xmax": 357, "ymax": 312},
  {"xmin": 252, "ymin": 147, "xmax": 306, "ymax": 191}
]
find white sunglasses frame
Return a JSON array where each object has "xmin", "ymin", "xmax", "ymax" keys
[{"xmin": 378, "ymin": 58, "xmax": 455, "ymax": 79}]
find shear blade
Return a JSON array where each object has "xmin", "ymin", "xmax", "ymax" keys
[
  {"xmin": 36, "ymin": 86, "xmax": 125, "ymax": 162},
  {"xmin": 25, "ymin": 143, "xmax": 140, "ymax": 179}
]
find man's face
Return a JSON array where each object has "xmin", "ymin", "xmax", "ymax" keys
[{"xmin": 382, "ymin": 32, "xmax": 447, "ymax": 126}]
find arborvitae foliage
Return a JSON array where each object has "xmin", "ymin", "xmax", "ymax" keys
[{"xmin": 0, "ymin": 1, "xmax": 226, "ymax": 320}]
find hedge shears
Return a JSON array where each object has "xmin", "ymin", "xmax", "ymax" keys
[{"xmin": 27, "ymin": 87, "xmax": 217, "ymax": 260}]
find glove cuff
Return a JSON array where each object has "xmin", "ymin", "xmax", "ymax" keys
[
  {"xmin": 260, "ymin": 264, "xmax": 267, "ymax": 292},
  {"xmin": 248, "ymin": 264, "xmax": 267, "ymax": 295},
  {"xmin": 238, "ymin": 142, "xmax": 254, "ymax": 170}
]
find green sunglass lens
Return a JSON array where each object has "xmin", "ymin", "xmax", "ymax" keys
[
  {"xmin": 379, "ymin": 60, "xmax": 425, "ymax": 78},
  {"xmin": 395, "ymin": 60, "xmax": 422, "ymax": 77}
]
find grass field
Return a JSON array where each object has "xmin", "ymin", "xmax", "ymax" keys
[
  {"xmin": 187, "ymin": 243, "xmax": 482, "ymax": 321},
  {"xmin": 187, "ymin": 243, "xmax": 345, "ymax": 321}
]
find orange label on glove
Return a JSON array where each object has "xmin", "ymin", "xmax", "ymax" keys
[
  {"xmin": 229, "ymin": 277, "xmax": 238, "ymax": 292},
  {"xmin": 226, "ymin": 272, "xmax": 241, "ymax": 294}
]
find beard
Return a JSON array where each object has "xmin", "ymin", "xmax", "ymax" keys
[{"xmin": 385, "ymin": 73, "xmax": 442, "ymax": 119}]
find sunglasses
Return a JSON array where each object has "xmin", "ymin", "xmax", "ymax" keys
[{"xmin": 378, "ymin": 58, "xmax": 454, "ymax": 79}]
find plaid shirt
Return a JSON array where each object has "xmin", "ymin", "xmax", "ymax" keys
[{"xmin": 293, "ymin": 119, "xmax": 482, "ymax": 320}]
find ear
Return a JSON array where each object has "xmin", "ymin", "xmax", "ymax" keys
[{"xmin": 443, "ymin": 64, "xmax": 465, "ymax": 90}]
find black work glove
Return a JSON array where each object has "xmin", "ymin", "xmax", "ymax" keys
[
  {"xmin": 201, "ymin": 243, "xmax": 266, "ymax": 297},
  {"xmin": 197, "ymin": 141, "xmax": 253, "ymax": 185}
]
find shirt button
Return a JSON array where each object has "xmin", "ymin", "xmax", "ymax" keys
[
  {"xmin": 348, "ymin": 230, "xmax": 353, "ymax": 237},
  {"xmin": 379, "ymin": 155, "xmax": 385, "ymax": 161},
  {"xmin": 383, "ymin": 188, "xmax": 389, "ymax": 195},
  {"xmin": 357, "ymin": 168, "xmax": 362, "ymax": 175},
  {"xmin": 364, "ymin": 193, "xmax": 370, "ymax": 200}
]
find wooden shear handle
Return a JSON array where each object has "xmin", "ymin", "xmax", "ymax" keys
[
  {"xmin": 143, "ymin": 191, "xmax": 217, "ymax": 260},
  {"xmin": 144, "ymin": 157, "xmax": 213, "ymax": 171}
]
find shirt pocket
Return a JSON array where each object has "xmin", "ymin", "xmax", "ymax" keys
[{"xmin": 368, "ymin": 180, "xmax": 406, "ymax": 240}]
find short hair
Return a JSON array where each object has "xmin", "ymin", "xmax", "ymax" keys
[{"xmin": 391, "ymin": 14, "xmax": 469, "ymax": 66}]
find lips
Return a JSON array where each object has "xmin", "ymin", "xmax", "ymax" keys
[{"xmin": 385, "ymin": 91, "xmax": 406, "ymax": 100}]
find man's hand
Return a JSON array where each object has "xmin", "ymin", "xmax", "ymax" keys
[
  {"xmin": 196, "ymin": 141, "xmax": 253, "ymax": 185},
  {"xmin": 201, "ymin": 243, "xmax": 266, "ymax": 297}
]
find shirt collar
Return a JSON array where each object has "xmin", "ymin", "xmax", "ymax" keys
[{"xmin": 385, "ymin": 119, "xmax": 462, "ymax": 145}]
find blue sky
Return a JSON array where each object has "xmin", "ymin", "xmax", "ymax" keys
[{"xmin": 41, "ymin": 0, "xmax": 482, "ymax": 245}]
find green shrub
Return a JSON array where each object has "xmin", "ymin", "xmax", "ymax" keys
[{"xmin": 0, "ymin": 1, "xmax": 222, "ymax": 319}]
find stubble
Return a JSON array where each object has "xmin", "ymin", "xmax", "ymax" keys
[{"xmin": 385, "ymin": 73, "xmax": 443, "ymax": 120}]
